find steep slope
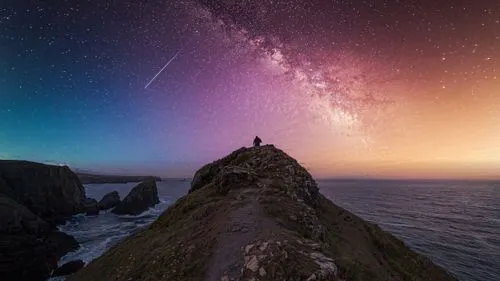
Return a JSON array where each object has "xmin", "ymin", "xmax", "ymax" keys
[{"xmin": 68, "ymin": 145, "xmax": 457, "ymax": 281}]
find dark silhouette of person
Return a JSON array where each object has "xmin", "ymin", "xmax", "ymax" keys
[{"xmin": 253, "ymin": 136, "xmax": 262, "ymax": 147}]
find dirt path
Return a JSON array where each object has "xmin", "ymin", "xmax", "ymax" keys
[{"xmin": 204, "ymin": 187, "xmax": 277, "ymax": 281}]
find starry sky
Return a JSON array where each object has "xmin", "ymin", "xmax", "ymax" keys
[{"xmin": 1, "ymin": 0, "xmax": 499, "ymax": 179}]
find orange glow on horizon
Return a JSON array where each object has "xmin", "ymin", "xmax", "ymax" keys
[{"xmin": 282, "ymin": 79, "xmax": 500, "ymax": 179}]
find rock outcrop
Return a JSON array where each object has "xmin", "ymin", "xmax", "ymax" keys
[
  {"xmin": 83, "ymin": 198, "xmax": 99, "ymax": 216},
  {"xmin": 0, "ymin": 160, "xmax": 86, "ymax": 281},
  {"xmin": 0, "ymin": 194, "xmax": 79, "ymax": 281},
  {"xmin": 111, "ymin": 180, "xmax": 159, "ymax": 215},
  {"xmin": 98, "ymin": 191, "xmax": 120, "ymax": 210},
  {"xmin": 68, "ymin": 145, "xmax": 458, "ymax": 281},
  {"xmin": 0, "ymin": 160, "xmax": 87, "ymax": 225}
]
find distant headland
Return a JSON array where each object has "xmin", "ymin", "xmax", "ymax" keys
[{"xmin": 76, "ymin": 172, "xmax": 162, "ymax": 184}]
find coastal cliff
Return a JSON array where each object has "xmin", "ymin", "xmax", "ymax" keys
[
  {"xmin": 0, "ymin": 160, "xmax": 87, "ymax": 225},
  {"xmin": 68, "ymin": 145, "xmax": 458, "ymax": 281},
  {"xmin": 0, "ymin": 160, "xmax": 88, "ymax": 280},
  {"xmin": 76, "ymin": 173, "xmax": 161, "ymax": 184}
]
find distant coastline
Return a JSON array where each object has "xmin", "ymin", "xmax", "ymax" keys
[
  {"xmin": 76, "ymin": 173, "xmax": 162, "ymax": 184},
  {"xmin": 316, "ymin": 177, "xmax": 500, "ymax": 183}
]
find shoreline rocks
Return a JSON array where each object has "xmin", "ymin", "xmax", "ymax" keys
[
  {"xmin": 111, "ymin": 180, "xmax": 160, "ymax": 215},
  {"xmin": 0, "ymin": 160, "xmax": 88, "ymax": 226},
  {"xmin": 0, "ymin": 160, "xmax": 87, "ymax": 281},
  {"xmin": 98, "ymin": 191, "xmax": 120, "ymax": 210},
  {"xmin": 83, "ymin": 198, "xmax": 99, "ymax": 216},
  {"xmin": 0, "ymin": 194, "xmax": 79, "ymax": 281}
]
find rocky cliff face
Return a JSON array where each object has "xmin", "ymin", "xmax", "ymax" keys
[
  {"xmin": 0, "ymin": 160, "xmax": 87, "ymax": 225},
  {"xmin": 0, "ymin": 160, "xmax": 87, "ymax": 280},
  {"xmin": 98, "ymin": 191, "xmax": 120, "ymax": 210},
  {"xmin": 0, "ymin": 193, "xmax": 79, "ymax": 281},
  {"xmin": 111, "ymin": 180, "xmax": 159, "ymax": 215},
  {"xmin": 68, "ymin": 145, "xmax": 458, "ymax": 281}
]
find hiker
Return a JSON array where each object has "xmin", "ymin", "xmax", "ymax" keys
[{"xmin": 253, "ymin": 136, "xmax": 262, "ymax": 147}]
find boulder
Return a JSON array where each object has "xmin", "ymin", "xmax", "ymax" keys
[
  {"xmin": 111, "ymin": 180, "xmax": 159, "ymax": 215},
  {"xmin": 68, "ymin": 146, "xmax": 458, "ymax": 281},
  {"xmin": 83, "ymin": 198, "xmax": 99, "ymax": 216},
  {"xmin": 98, "ymin": 191, "xmax": 120, "ymax": 210},
  {"xmin": 52, "ymin": 260, "xmax": 85, "ymax": 277},
  {"xmin": 0, "ymin": 194, "xmax": 79, "ymax": 281},
  {"xmin": 0, "ymin": 160, "xmax": 87, "ymax": 225}
]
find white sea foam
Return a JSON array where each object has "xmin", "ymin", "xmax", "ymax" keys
[{"xmin": 53, "ymin": 180, "xmax": 191, "ymax": 275}]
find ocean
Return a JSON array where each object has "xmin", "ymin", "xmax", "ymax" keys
[
  {"xmin": 55, "ymin": 179, "xmax": 499, "ymax": 281},
  {"xmin": 54, "ymin": 180, "xmax": 190, "ymax": 269},
  {"xmin": 318, "ymin": 180, "xmax": 500, "ymax": 281}
]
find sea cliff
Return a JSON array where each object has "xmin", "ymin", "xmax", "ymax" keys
[
  {"xmin": 0, "ymin": 160, "xmax": 87, "ymax": 225},
  {"xmin": 0, "ymin": 160, "xmax": 89, "ymax": 280}
]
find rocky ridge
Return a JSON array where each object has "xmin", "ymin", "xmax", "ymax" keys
[{"xmin": 68, "ymin": 145, "xmax": 458, "ymax": 281}]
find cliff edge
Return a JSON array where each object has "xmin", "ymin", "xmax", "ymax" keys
[
  {"xmin": 68, "ymin": 145, "xmax": 458, "ymax": 281},
  {"xmin": 0, "ymin": 160, "xmax": 87, "ymax": 225},
  {"xmin": 0, "ymin": 160, "xmax": 88, "ymax": 280}
]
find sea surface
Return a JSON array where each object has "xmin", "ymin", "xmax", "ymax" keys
[
  {"xmin": 318, "ymin": 180, "xmax": 500, "ymax": 281},
  {"xmin": 55, "ymin": 179, "xmax": 499, "ymax": 281}
]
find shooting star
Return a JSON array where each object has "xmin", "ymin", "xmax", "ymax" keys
[{"xmin": 144, "ymin": 49, "xmax": 182, "ymax": 89}]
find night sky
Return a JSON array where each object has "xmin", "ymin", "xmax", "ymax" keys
[{"xmin": 1, "ymin": 0, "xmax": 499, "ymax": 178}]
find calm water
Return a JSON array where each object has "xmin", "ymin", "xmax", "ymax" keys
[
  {"xmin": 318, "ymin": 180, "xmax": 500, "ymax": 281},
  {"xmin": 56, "ymin": 179, "xmax": 499, "ymax": 281}
]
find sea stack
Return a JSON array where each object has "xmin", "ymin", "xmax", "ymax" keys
[
  {"xmin": 98, "ymin": 191, "xmax": 120, "ymax": 210},
  {"xmin": 69, "ymin": 145, "xmax": 458, "ymax": 281},
  {"xmin": 111, "ymin": 180, "xmax": 160, "ymax": 215}
]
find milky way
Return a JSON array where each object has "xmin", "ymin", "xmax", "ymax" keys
[
  {"xmin": 0, "ymin": 0, "xmax": 499, "ymax": 178},
  {"xmin": 187, "ymin": 0, "xmax": 393, "ymax": 133}
]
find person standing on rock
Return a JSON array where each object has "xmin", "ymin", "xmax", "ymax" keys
[{"xmin": 253, "ymin": 136, "xmax": 262, "ymax": 147}]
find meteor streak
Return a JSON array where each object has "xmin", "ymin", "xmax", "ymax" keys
[{"xmin": 144, "ymin": 49, "xmax": 182, "ymax": 89}]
